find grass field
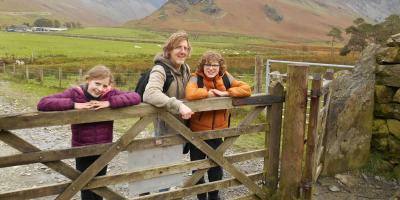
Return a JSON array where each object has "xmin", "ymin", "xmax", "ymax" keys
[{"xmin": 0, "ymin": 27, "xmax": 356, "ymax": 73}]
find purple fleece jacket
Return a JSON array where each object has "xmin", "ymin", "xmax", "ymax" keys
[{"xmin": 37, "ymin": 86, "xmax": 141, "ymax": 147}]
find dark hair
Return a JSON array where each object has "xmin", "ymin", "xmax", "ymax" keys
[
  {"xmin": 197, "ymin": 51, "xmax": 226, "ymax": 75},
  {"xmin": 84, "ymin": 65, "xmax": 114, "ymax": 84},
  {"xmin": 162, "ymin": 30, "xmax": 192, "ymax": 59}
]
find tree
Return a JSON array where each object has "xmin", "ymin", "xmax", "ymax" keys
[
  {"xmin": 327, "ymin": 27, "xmax": 343, "ymax": 59},
  {"xmin": 64, "ymin": 22, "xmax": 72, "ymax": 28},
  {"xmin": 53, "ymin": 20, "xmax": 61, "ymax": 28},
  {"xmin": 340, "ymin": 15, "xmax": 400, "ymax": 56},
  {"xmin": 33, "ymin": 18, "xmax": 53, "ymax": 27}
]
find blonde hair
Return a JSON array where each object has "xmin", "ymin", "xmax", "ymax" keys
[
  {"xmin": 197, "ymin": 51, "xmax": 227, "ymax": 75},
  {"xmin": 84, "ymin": 65, "xmax": 114, "ymax": 84},
  {"xmin": 162, "ymin": 30, "xmax": 192, "ymax": 59}
]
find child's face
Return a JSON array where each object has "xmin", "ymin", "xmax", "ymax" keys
[
  {"xmin": 203, "ymin": 60, "xmax": 220, "ymax": 79},
  {"xmin": 87, "ymin": 77, "xmax": 111, "ymax": 97}
]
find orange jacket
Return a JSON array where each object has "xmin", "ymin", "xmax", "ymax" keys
[{"xmin": 185, "ymin": 71, "xmax": 251, "ymax": 132}]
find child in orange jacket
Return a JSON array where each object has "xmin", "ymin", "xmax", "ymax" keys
[{"xmin": 185, "ymin": 51, "xmax": 251, "ymax": 200}]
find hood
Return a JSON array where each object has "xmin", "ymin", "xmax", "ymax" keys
[{"xmin": 153, "ymin": 53, "xmax": 188, "ymax": 76}]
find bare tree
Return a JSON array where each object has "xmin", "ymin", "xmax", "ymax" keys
[{"xmin": 327, "ymin": 27, "xmax": 344, "ymax": 60}]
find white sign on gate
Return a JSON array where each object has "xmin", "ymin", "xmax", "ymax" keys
[{"xmin": 128, "ymin": 144, "xmax": 185, "ymax": 195}]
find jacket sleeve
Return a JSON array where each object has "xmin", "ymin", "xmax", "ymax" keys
[
  {"xmin": 143, "ymin": 65, "xmax": 182, "ymax": 114},
  {"xmin": 37, "ymin": 88, "xmax": 75, "ymax": 111},
  {"xmin": 185, "ymin": 76, "xmax": 208, "ymax": 101},
  {"xmin": 108, "ymin": 90, "xmax": 141, "ymax": 108},
  {"xmin": 226, "ymin": 73, "xmax": 252, "ymax": 97}
]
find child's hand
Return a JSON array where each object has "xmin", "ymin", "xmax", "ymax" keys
[
  {"xmin": 90, "ymin": 100, "xmax": 110, "ymax": 110},
  {"xmin": 74, "ymin": 102, "xmax": 95, "ymax": 110},
  {"xmin": 210, "ymin": 89, "xmax": 229, "ymax": 97},
  {"xmin": 208, "ymin": 90, "xmax": 216, "ymax": 97}
]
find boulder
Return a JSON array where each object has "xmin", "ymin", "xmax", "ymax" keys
[
  {"xmin": 375, "ymin": 103, "xmax": 400, "ymax": 120},
  {"xmin": 375, "ymin": 85, "xmax": 394, "ymax": 103},
  {"xmin": 376, "ymin": 47, "xmax": 400, "ymax": 64},
  {"xmin": 388, "ymin": 119, "xmax": 400, "ymax": 139},
  {"xmin": 376, "ymin": 64, "xmax": 400, "ymax": 87},
  {"xmin": 322, "ymin": 44, "xmax": 378, "ymax": 175},
  {"xmin": 394, "ymin": 89, "xmax": 400, "ymax": 103}
]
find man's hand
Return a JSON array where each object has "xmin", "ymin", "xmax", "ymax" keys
[{"xmin": 179, "ymin": 104, "xmax": 194, "ymax": 119}]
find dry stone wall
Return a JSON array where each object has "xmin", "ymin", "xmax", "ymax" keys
[{"xmin": 373, "ymin": 33, "xmax": 400, "ymax": 176}]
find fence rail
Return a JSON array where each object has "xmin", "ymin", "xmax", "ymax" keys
[{"xmin": 0, "ymin": 64, "xmax": 256, "ymax": 91}]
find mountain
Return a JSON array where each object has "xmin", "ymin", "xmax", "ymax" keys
[
  {"xmin": 0, "ymin": 0, "xmax": 167, "ymax": 26},
  {"xmin": 126, "ymin": 0, "xmax": 400, "ymax": 42},
  {"xmin": 326, "ymin": 0, "xmax": 400, "ymax": 23}
]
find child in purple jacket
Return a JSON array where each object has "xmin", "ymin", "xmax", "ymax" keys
[{"xmin": 37, "ymin": 65, "xmax": 141, "ymax": 200}]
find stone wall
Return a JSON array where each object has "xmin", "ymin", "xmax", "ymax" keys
[{"xmin": 373, "ymin": 33, "xmax": 400, "ymax": 175}]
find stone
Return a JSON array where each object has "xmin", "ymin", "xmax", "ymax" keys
[
  {"xmin": 394, "ymin": 165, "xmax": 400, "ymax": 179},
  {"xmin": 371, "ymin": 137, "xmax": 388, "ymax": 151},
  {"xmin": 372, "ymin": 119, "xmax": 389, "ymax": 137},
  {"xmin": 328, "ymin": 185, "xmax": 340, "ymax": 192},
  {"xmin": 334, "ymin": 174, "xmax": 358, "ymax": 187},
  {"xmin": 375, "ymin": 85, "xmax": 394, "ymax": 103},
  {"xmin": 394, "ymin": 89, "xmax": 400, "ymax": 103},
  {"xmin": 388, "ymin": 136, "xmax": 400, "ymax": 154},
  {"xmin": 388, "ymin": 119, "xmax": 400, "ymax": 139},
  {"xmin": 387, "ymin": 33, "xmax": 400, "ymax": 47},
  {"xmin": 375, "ymin": 103, "xmax": 400, "ymax": 120},
  {"xmin": 376, "ymin": 64, "xmax": 400, "ymax": 87},
  {"xmin": 376, "ymin": 47, "xmax": 400, "ymax": 64},
  {"xmin": 322, "ymin": 44, "xmax": 378, "ymax": 175}
]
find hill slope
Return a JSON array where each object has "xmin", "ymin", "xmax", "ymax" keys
[
  {"xmin": 0, "ymin": 0, "xmax": 166, "ymax": 26},
  {"xmin": 126, "ymin": 0, "xmax": 400, "ymax": 42}
]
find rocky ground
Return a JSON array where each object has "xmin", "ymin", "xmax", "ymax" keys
[{"xmin": 0, "ymin": 79, "xmax": 399, "ymax": 200}]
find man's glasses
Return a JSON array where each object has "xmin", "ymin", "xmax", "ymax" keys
[{"xmin": 204, "ymin": 64, "xmax": 220, "ymax": 68}]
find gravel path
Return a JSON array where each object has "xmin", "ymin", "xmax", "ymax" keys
[{"xmin": 0, "ymin": 79, "xmax": 398, "ymax": 200}]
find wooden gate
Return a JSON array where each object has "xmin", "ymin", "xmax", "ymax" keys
[{"xmin": 0, "ymin": 64, "xmax": 333, "ymax": 200}]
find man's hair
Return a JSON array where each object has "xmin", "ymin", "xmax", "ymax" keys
[
  {"xmin": 162, "ymin": 30, "xmax": 192, "ymax": 59},
  {"xmin": 197, "ymin": 51, "xmax": 227, "ymax": 75},
  {"xmin": 84, "ymin": 65, "xmax": 114, "ymax": 84}
]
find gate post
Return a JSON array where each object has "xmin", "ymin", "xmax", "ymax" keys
[
  {"xmin": 254, "ymin": 55, "xmax": 263, "ymax": 94},
  {"xmin": 302, "ymin": 74, "xmax": 322, "ymax": 199},
  {"xmin": 279, "ymin": 64, "xmax": 308, "ymax": 199},
  {"xmin": 264, "ymin": 81, "xmax": 284, "ymax": 195}
]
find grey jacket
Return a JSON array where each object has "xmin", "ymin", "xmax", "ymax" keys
[{"xmin": 143, "ymin": 54, "xmax": 191, "ymax": 136}]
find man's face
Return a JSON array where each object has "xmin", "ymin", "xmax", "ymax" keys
[{"xmin": 169, "ymin": 40, "xmax": 189, "ymax": 67}]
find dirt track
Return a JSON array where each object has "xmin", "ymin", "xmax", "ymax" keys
[{"xmin": 0, "ymin": 80, "xmax": 399, "ymax": 200}]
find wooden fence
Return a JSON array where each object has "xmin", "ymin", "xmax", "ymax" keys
[
  {"xmin": 0, "ymin": 63, "xmax": 258, "ymax": 91},
  {"xmin": 0, "ymin": 64, "xmax": 333, "ymax": 199}
]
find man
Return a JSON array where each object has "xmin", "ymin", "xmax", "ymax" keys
[
  {"xmin": 143, "ymin": 30, "xmax": 194, "ymax": 121},
  {"xmin": 128, "ymin": 30, "xmax": 194, "ymax": 196}
]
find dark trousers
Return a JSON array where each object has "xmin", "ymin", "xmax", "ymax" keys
[
  {"xmin": 189, "ymin": 138, "xmax": 223, "ymax": 200},
  {"xmin": 76, "ymin": 155, "xmax": 107, "ymax": 200}
]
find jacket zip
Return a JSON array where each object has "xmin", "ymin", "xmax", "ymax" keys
[
  {"xmin": 212, "ymin": 110, "xmax": 216, "ymax": 129},
  {"xmin": 211, "ymin": 78, "xmax": 217, "ymax": 129}
]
